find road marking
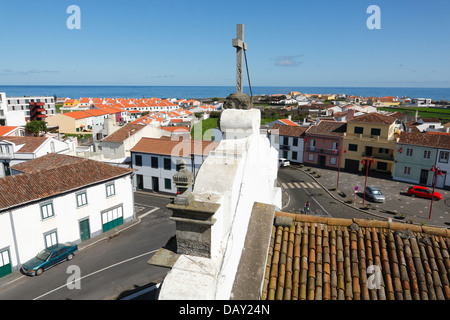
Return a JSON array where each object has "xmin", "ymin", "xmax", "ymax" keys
[
  {"xmin": 312, "ymin": 182, "xmax": 321, "ymax": 188},
  {"xmin": 306, "ymin": 183, "xmax": 314, "ymax": 188},
  {"xmin": 300, "ymin": 182, "xmax": 308, "ymax": 188},
  {"xmin": 293, "ymin": 182, "xmax": 301, "ymax": 188},
  {"xmin": 302, "ymin": 188, "xmax": 332, "ymax": 217},
  {"xmin": 32, "ymin": 249, "xmax": 158, "ymax": 300},
  {"xmin": 287, "ymin": 183, "xmax": 295, "ymax": 188},
  {"xmin": 282, "ymin": 183, "xmax": 288, "ymax": 189}
]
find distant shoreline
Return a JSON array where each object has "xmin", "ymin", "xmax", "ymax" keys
[{"xmin": 1, "ymin": 85, "xmax": 449, "ymax": 101}]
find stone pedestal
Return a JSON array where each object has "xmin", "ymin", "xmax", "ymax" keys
[{"xmin": 167, "ymin": 198, "xmax": 220, "ymax": 258}]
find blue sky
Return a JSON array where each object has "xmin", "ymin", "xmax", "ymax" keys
[{"xmin": 1, "ymin": 0, "xmax": 449, "ymax": 87}]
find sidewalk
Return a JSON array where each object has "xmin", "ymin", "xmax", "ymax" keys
[{"xmin": 292, "ymin": 165, "xmax": 450, "ymax": 229}]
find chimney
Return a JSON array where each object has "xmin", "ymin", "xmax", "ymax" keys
[
  {"xmin": 347, "ymin": 109, "xmax": 355, "ymax": 121},
  {"xmin": 415, "ymin": 110, "xmax": 418, "ymax": 122}
]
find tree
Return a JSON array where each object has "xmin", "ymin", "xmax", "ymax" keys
[{"xmin": 25, "ymin": 120, "xmax": 48, "ymax": 137}]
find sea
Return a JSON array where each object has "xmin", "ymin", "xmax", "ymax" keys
[{"xmin": 0, "ymin": 85, "xmax": 449, "ymax": 101}]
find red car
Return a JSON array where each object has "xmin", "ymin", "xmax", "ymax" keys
[{"xmin": 407, "ymin": 186, "xmax": 442, "ymax": 200}]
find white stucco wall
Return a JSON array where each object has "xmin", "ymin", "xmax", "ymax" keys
[
  {"xmin": 158, "ymin": 108, "xmax": 281, "ymax": 300},
  {"xmin": 0, "ymin": 174, "xmax": 134, "ymax": 272}
]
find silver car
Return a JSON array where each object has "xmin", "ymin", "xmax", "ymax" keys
[{"xmin": 365, "ymin": 186, "xmax": 385, "ymax": 203}]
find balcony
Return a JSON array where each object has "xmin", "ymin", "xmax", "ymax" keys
[{"xmin": 305, "ymin": 146, "xmax": 338, "ymax": 155}]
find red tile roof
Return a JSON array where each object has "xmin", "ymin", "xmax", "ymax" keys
[
  {"xmin": 130, "ymin": 136, "xmax": 218, "ymax": 157},
  {"xmin": 0, "ymin": 136, "xmax": 49, "ymax": 153},
  {"xmin": 63, "ymin": 111, "xmax": 92, "ymax": 120},
  {"xmin": 3, "ymin": 153, "xmax": 133, "ymax": 211},
  {"xmin": 102, "ymin": 123, "xmax": 146, "ymax": 143},
  {"xmin": 0, "ymin": 126, "xmax": 19, "ymax": 136},
  {"xmin": 349, "ymin": 113, "xmax": 396, "ymax": 125},
  {"xmin": 262, "ymin": 212, "xmax": 450, "ymax": 300},
  {"xmin": 272, "ymin": 124, "xmax": 307, "ymax": 137}
]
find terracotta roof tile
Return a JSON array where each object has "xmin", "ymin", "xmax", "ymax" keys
[
  {"xmin": 399, "ymin": 132, "xmax": 450, "ymax": 149},
  {"xmin": 102, "ymin": 123, "xmax": 145, "ymax": 143},
  {"xmin": 2, "ymin": 153, "xmax": 133, "ymax": 211},
  {"xmin": 305, "ymin": 120, "xmax": 347, "ymax": 137},
  {"xmin": 261, "ymin": 212, "xmax": 450, "ymax": 300},
  {"xmin": 0, "ymin": 136, "xmax": 48, "ymax": 153},
  {"xmin": 349, "ymin": 112, "xmax": 396, "ymax": 125},
  {"xmin": 130, "ymin": 136, "xmax": 218, "ymax": 157},
  {"xmin": 272, "ymin": 124, "xmax": 307, "ymax": 137}
]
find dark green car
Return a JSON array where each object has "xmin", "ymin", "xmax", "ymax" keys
[{"xmin": 21, "ymin": 242, "xmax": 78, "ymax": 276}]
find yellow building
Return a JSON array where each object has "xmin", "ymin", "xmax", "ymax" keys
[
  {"xmin": 342, "ymin": 113, "xmax": 399, "ymax": 176},
  {"xmin": 63, "ymin": 99, "xmax": 79, "ymax": 107}
]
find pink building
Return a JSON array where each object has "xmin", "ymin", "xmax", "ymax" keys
[{"xmin": 303, "ymin": 120, "xmax": 347, "ymax": 168}]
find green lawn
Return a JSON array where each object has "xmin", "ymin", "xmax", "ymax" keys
[
  {"xmin": 378, "ymin": 106, "xmax": 450, "ymax": 122},
  {"xmin": 191, "ymin": 118, "xmax": 218, "ymax": 140}
]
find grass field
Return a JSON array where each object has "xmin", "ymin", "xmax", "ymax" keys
[
  {"xmin": 378, "ymin": 106, "xmax": 450, "ymax": 122},
  {"xmin": 191, "ymin": 118, "xmax": 218, "ymax": 140}
]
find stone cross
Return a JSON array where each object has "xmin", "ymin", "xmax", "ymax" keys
[{"xmin": 232, "ymin": 24, "xmax": 247, "ymax": 94}]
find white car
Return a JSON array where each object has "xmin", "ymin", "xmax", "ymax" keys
[{"xmin": 279, "ymin": 158, "xmax": 290, "ymax": 167}]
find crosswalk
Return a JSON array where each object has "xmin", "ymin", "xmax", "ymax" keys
[{"xmin": 281, "ymin": 181, "xmax": 322, "ymax": 190}]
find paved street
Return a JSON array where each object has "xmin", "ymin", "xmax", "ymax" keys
[
  {"xmin": 278, "ymin": 165, "xmax": 450, "ymax": 229},
  {"xmin": 0, "ymin": 192, "xmax": 174, "ymax": 300}
]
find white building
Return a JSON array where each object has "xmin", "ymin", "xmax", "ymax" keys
[
  {"xmin": 130, "ymin": 136, "xmax": 218, "ymax": 194},
  {"xmin": 270, "ymin": 124, "xmax": 307, "ymax": 164},
  {"xmin": 0, "ymin": 153, "xmax": 135, "ymax": 278},
  {"xmin": 0, "ymin": 136, "xmax": 72, "ymax": 177},
  {"xmin": 436, "ymin": 147, "xmax": 450, "ymax": 189},
  {"xmin": 0, "ymin": 92, "xmax": 56, "ymax": 126}
]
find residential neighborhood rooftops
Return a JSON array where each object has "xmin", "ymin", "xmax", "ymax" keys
[
  {"xmin": 262, "ymin": 211, "xmax": 450, "ymax": 300},
  {"xmin": 2, "ymin": 153, "xmax": 133, "ymax": 211},
  {"xmin": 130, "ymin": 136, "xmax": 218, "ymax": 157}
]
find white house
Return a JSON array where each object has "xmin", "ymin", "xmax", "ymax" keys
[
  {"xmin": 436, "ymin": 144, "xmax": 450, "ymax": 189},
  {"xmin": 270, "ymin": 124, "xmax": 307, "ymax": 164},
  {"xmin": 0, "ymin": 153, "xmax": 135, "ymax": 278},
  {"xmin": 0, "ymin": 136, "xmax": 72, "ymax": 177},
  {"xmin": 130, "ymin": 136, "xmax": 218, "ymax": 194}
]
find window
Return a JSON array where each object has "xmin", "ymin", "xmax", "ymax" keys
[
  {"xmin": 308, "ymin": 153, "xmax": 314, "ymax": 161},
  {"xmin": 165, "ymin": 178, "xmax": 171, "ymax": 190},
  {"xmin": 164, "ymin": 158, "xmax": 172, "ymax": 170},
  {"xmin": 348, "ymin": 144, "xmax": 358, "ymax": 152},
  {"xmin": 106, "ymin": 183, "xmax": 115, "ymax": 197},
  {"xmin": 354, "ymin": 127, "xmax": 364, "ymax": 134},
  {"xmin": 151, "ymin": 156, "xmax": 158, "ymax": 169},
  {"xmin": 371, "ymin": 128, "xmax": 381, "ymax": 136},
  {"xmin": 330, "ymin": 157, "xmax": 337, "ymax": 165},
  {"xmin": 377, "ymin": 162, "xmax": 387, "ymax": 171},
  {"xmin": 403, "ymin": 166, "xmax": 411, "ymax": 175},
  {"xmin": 423, "ymin": 150, "xmax": 431, "ymax": 159},
  {"xmin": 41, "ymin": 202, "xmax": 54, "ymax": 220},
  {"xmin": 439, "ymin": 151, "xmax": 449, "ymax": 163},
  {"xmin": 309, "ymin": 139, "xmax": 315, "ymax": 151},
  {"xmin": 406, "ymin": 148, "xmax": 413, "ymax": 157},
  {"xmin": 379, "ymin": 148, "xmax": 389, "ymax": 154},
  {"xmin": 292, "ymin": 151, "xmax": 298, "ymax": 160},
  {"xmin": 76, "ymin": 192, "xmax": 87, "ymax": 207},
  {"xmin": 44, "ymin": 231, "xmax": 58, "ymax": 249},
  {"xmin": 283, "ymin": 136, "xmax": 289, "ymax": 145},
  {"xmin": 135, "ymin": 154, "xmax": 142, "ymax": 166},
  {"xmin": 293, "ymin": 137, "xmax": 298, "ymax": 147}
]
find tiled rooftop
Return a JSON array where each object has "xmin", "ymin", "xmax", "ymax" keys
[
  {"xmin": 130, "ymin": 136, "xmax": 218, "ymax": 157},
  {"xmin": 349, "ymin": 112, "xmax": 396, "ymax": 125},
  {"xmin": 102, "ymin": 123, "xmax": 145, "ymax": 143},
  {"xmin": 0, "ymin": 136, "xmax": 49, "ymax": 153},
  {"xmin": 272, "ymin": 124, "xmax": 307, "ymax": 137},
  {"xmin": 399, "ymin": 132, "xmax": 450, "ymax": 149},
  {"xmin": 305, "ymin": 120, "xmax": 347, "ymax": 137},
  {"xmin": 262, "ymin": 212, "xmax": 450, "ymax": 300},
  {"xmin": 3, "ymin": 153, "xmax": 133, "ymax": 211}
]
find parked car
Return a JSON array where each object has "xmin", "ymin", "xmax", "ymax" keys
[
  {"xmin": 407, "ymin": 186, "xmax": 442, "ymax": 200},
  {"xmin": 365, "ymin": 186, "xmax": 385, "ymax": 203},
  {"xmin": 279, "ymin": 158, "xmax": 290, "ymax": 167},
  {"xmin": 21, "ymin": 242, "xmax": 78, "ymax": 276}
]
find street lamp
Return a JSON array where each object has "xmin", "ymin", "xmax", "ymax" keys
[
  {"xmin": 361, "ymin": 156, "xmax": 376, "ymax": 205},
  {"xmin": 429, "ymin": 165, "xmax": 443, "ymax": 220},
  {"xmin": 333, "ymin": 147, "xmax": 347, "ymax": 189}
]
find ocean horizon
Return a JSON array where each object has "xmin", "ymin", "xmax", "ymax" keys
[{"xmin": 1, "ymin": 85, "xmax": 449, "ymax": 101}]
